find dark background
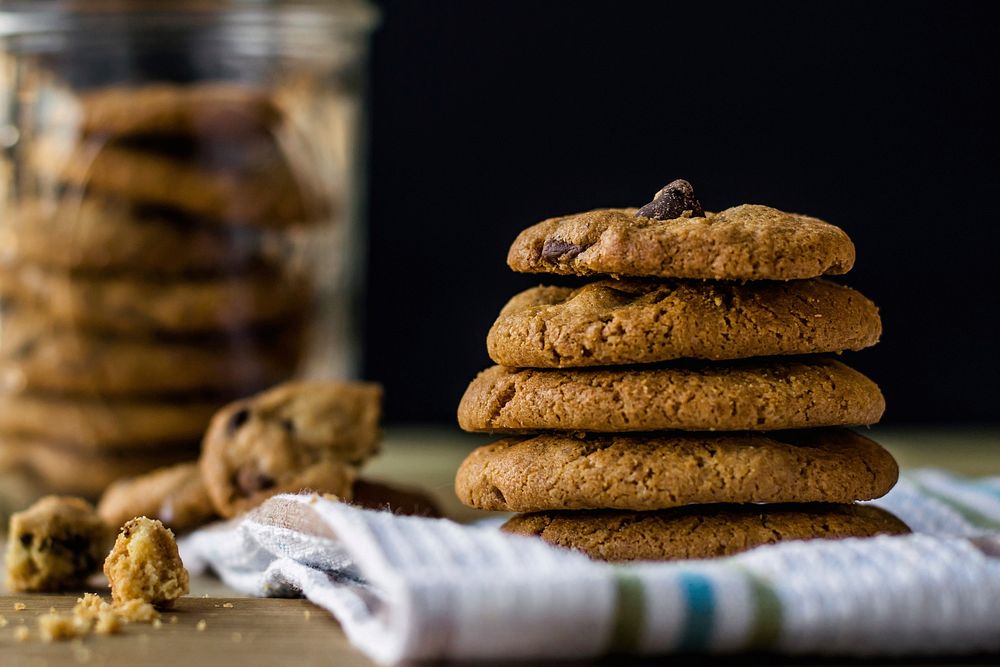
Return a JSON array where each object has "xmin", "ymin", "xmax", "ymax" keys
[{"xmin": 362, "ymin": 1, "xmax": 1000, "ymax": 425}]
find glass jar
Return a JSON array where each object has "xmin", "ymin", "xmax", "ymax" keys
[{"xmin": 0, "ymin": 0, "xmax": 376, "ymax": 500}]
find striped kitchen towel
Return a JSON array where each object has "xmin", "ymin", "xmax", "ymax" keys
[{"xmin": 181, "ymin": 469, "xmax": 1000, "ymax": 664}]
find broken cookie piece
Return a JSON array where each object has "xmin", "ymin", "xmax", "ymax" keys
[
  {"xmin": 98, "ymin": 462, "xmax": 217, "ymax": 534},
  {"xmin": 103, "ymin": 517, "xmax": 189, "ymax": 608},
  {"xmin": 5, "ymin": 496, "xmax": 111, "ymax": 592}
]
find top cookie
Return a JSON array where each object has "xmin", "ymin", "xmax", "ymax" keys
[{"xmin": 507, "ymin": 204, "xmax": 855, "ymax": 281}]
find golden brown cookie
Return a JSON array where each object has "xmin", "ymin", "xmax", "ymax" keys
[
  {"xmin": 0, "ymin": 392, "xmax": 220, "ymax": 450},
  {"xmin": 0, "ymin": 308, "xmax": 301, "ymax": 396},
  {"xmin": 200, "ymin": 381, "xmax": 382, "ymax": 518},
  {"xmin": 487, "ymin": 278, "xmax": 881, "ymax": 368},
  {"xmin": 5, "ymin": 496, "xmax": 112, "ymax": 591},
  {"xmin": 104, "ymin": 517, "xmax": 189, "ymax": 607},
  {"xmin": 0, "ymin": 263, "xmax": 308, "ymax": 335},
  {"xmin": 76, "ymin": 82, "xmax": 281, "ymax": 138},
  {"xmin": 29, "ymin": 136, "xmax": 323, "ymax": 226},
  {"xmin": 97, "ymin": 463, "xmax": 217, "ymax": 534},
  {"xmin": 455, "ymin": 429, "xmax": 898, "ymax": 512},
  {"xmin": 458, "ymin": 359, "xmax": 884, "ymax": 433},
  {"xmin": 0, "ymin": 198, "xmax": 263, "ymax": 275},
  {"xmin": 0, "ymin": 437, "xmax": 197, "ymax": 498},
  {"xmin": 507, "ymin": 205, "xmax": 855, "ymax": 280},
  {"xmin": 502, "ymin": 504, "xmax": 910, "ymax": 562}
]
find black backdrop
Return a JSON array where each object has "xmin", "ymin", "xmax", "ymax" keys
[{"xmin": 362, "ymin": 1, "xmax": 1000, "ymax": 425}]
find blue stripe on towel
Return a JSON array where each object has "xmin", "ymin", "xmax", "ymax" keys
[{"xmin": 677, "ymin": 572, "xmax": 715, "ymax": 651}]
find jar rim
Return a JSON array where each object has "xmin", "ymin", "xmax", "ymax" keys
[{"xmin": 0, "ymin": 0, "xmax": 379, "ymax": 38}]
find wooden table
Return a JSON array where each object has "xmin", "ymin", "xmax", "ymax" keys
[{"xmin": 1, "ymin": 426, "xmax": 998, "ymax": 666}]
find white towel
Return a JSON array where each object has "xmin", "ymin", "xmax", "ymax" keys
[{"xmin": 180, "ymin": 469, "xmax": 1000, "ymax": 664}]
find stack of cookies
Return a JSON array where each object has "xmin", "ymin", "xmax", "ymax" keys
[
  {"xmin": 0, "ymin": 83, "xmax": 324, "ymax": 497},
  {"xmin": 456, "ymin": 180, "xmax": 908, "ymax": 561}
]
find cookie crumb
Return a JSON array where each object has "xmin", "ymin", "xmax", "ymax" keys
[
  {"xmin": 14, "ymin": 602, "xmax": 26, "ymax": 611},
  {"xmin": 222, "ymin": 602, "xmax": 234, "ymax": 608},
  {"xmin": 94, "ymin": 611, "xmax": 122, "ymax": 636},
  {"xmin": 14, "ymin": 625, "xmax": 29, "ymax": 641},
  {"xmin": 196, "ymin": 619, "xmax": 207, "ymax": 631},
  {"xmin": 231, "ymin": 631, "xmax": 243, "ymax": 642},
  {"xmin": 169, "ymin": 615, "xmax": 178, "ymax": 624},
  {"xmin": 38, "ymin": 612, "xmax": 87, "ymax": 641},
  {"xmin": 0, "ymin": 615, "xmax": 7, "ymax": 627},
  {"xmin": 152, "ymin": 618, "xmax": 163, "ymax": 629},
  {"xmin": 114, "ymin": 599, "xmax": 159, "ymax": 623},
  {"xmin": 303, "ymin": 609, "xmax": 311, "ymax": 620}
]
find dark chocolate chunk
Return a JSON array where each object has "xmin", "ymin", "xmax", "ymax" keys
[
  {"xmin": 236, "ymin": 465, "xmax": 275, "ymax": 496},
  {"xmin": 635, "ymin": 179, "xmax": 704, "ymax": 220},
  {"xmin": 227, "ymin": 407, "xmax": 251, "ymax": 435},
  {"xmin": 541, "ymin": 239, "xmax": 585, "ymax": 262},
  {"xmin": 280, "ymin": 418, "xmax": 295, "ymax": 434}
]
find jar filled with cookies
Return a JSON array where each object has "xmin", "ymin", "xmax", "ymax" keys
[{"xmin": 0, "ymin": 1, "xmax": 377, "ymax": 502}]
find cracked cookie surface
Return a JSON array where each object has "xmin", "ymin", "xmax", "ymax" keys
[
  {"xmin": 487, "ymin": 278, "xmax": 881, "ymax": 368},
  {"xmin": 458, "ymin": 358, "xmax": 884, "ymax": 433},
  {"xmin": 502, "ymin": 503, "xmax": 909, "ymax": 561},
  {"xmin": 455, "ymin": 429, "xmax": 898, "ymax": 512},
  {"xmin": 507, "ymin": 204, "xmax": 855, "ymax": 280}
]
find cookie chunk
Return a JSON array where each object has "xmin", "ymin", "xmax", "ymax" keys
[
  {"xmin": 0, "ymin": 264, "xmax": 308, "ymax": 335},
  {"xmin": 0, "ymin": 437, "xmax": 196, "ymax": 497},
  {"xmin": 200, "ymin": 381, "xmax": 382, "ymax": 517},
  {"xmin": 458, "ymin": 359, "xmax": 885, "ymax": 433},
  {"xmin": 5, "ymin": 496, "xmax": 111, "ymax": 592},
  {"xmin": 29, "ymin": 136, "xmax": 323, "ymax": 226},
  {"xmin": 507, "ymin": 204, "xmax": 855, "ymax": 280},
  {"xmin": 98, "ymin": 463, "xmax": 216, "ymax": 534},
  {"xmin": 76, "ymin": 82, "xmax": 281, "ymax": 138},
  {"xmin": 0, "ymin": 308, "xmax": 301, "ymax": 396},
  {"xmin": 455, "ymin": 429, "xmax": 898, "ymax": 512},
  {"xmin": 104, "ymin": 517, "xmax": 189, "ymax": 607},
  {"xmin": 0, "ymin": 198, "xmax": 262, "ymax": 275},
  {"xmin": 487, "ymin": 279, "xmax": 881, "ymax": 368},
  {"xmin": 502, "ymin": 504, "xmax": 910, "ymax": 562},
  {"xmin": 0, "ymin": 392, "xmax": 220, "ymax": 450}
]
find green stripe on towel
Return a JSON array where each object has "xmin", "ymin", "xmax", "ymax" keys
[
  {"xmin": 610, "ymin": 569, "xmax": 645, "ymax": 652},
  {"xmin": 745, "ymin": 573, "xmax": 783, "ymax": 649}
]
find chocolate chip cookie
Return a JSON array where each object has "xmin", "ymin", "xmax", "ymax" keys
[
  {"xmin": 455, "ymin": 429, "xmax": 898, "ymax": 512},
  {"xmin": 502, "ymin": 504, "xmax": 910, "ymax": 562},
  {"xmin": 5, "ymin": 495, "xmax": 112, "ymax": 591},
  {"xmin": 0, "ymin": 392, "xmax": 219, "ymax": 450},
  {"xmin": 76, "ymin": 82, "xmax": 282, "ymax": 138},
  {"xmin": 0, "ymin": 308, "xmax": 301, "ymax": 396},
  {"xmin": 200, "ymin": 381, "xmax": 382, "ymax": 517},
  {"xmin": 29, "ymin": 135, "xmax": 323, "ymax": 226},
  {"xmin": 487, "ymin": 278, "xmax": 881, "ymax": 368},
  {"xmin": 458, "ymin": 358, "xmax": 885, "ymax": 433},
  {"xmin": 0, "ymin": 263, "xmax": 308, "ymax": 335},
  {"xmin": 0, "ymin": 197, "xmax": 264, "ymax": 275},
  {"xmin": 0, "ymin": 436, "xmax": 197, "ymax": 497},
  {"xmin": 507, "ymin": 204, "xmax": 855, "ymax": 280},
  {"xmin": 97, "ymin": 463, "xmax": 216, "ymax": 534}
]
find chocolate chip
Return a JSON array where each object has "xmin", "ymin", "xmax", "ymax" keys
[
  {"xmin": 236, "ymin": 465, "xmax": 275, "ymax": 496},
  {"xmin": 635, "ymin": 179, "xmax": 704, "ymax": 220},
  {"xmin": 19, "ymin": 532, "xmax": 32, "ymax": 548},
  {"xmin": 226, "ymin": 407, "xmax": 251, "ymax": 435},
  {"xmin": 541, "ymin": 238, "xmax": 585, "ymax": 262},
  {"xmin": 280, "ymin": 418, "xmax": 295, "ymax": 435}
]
